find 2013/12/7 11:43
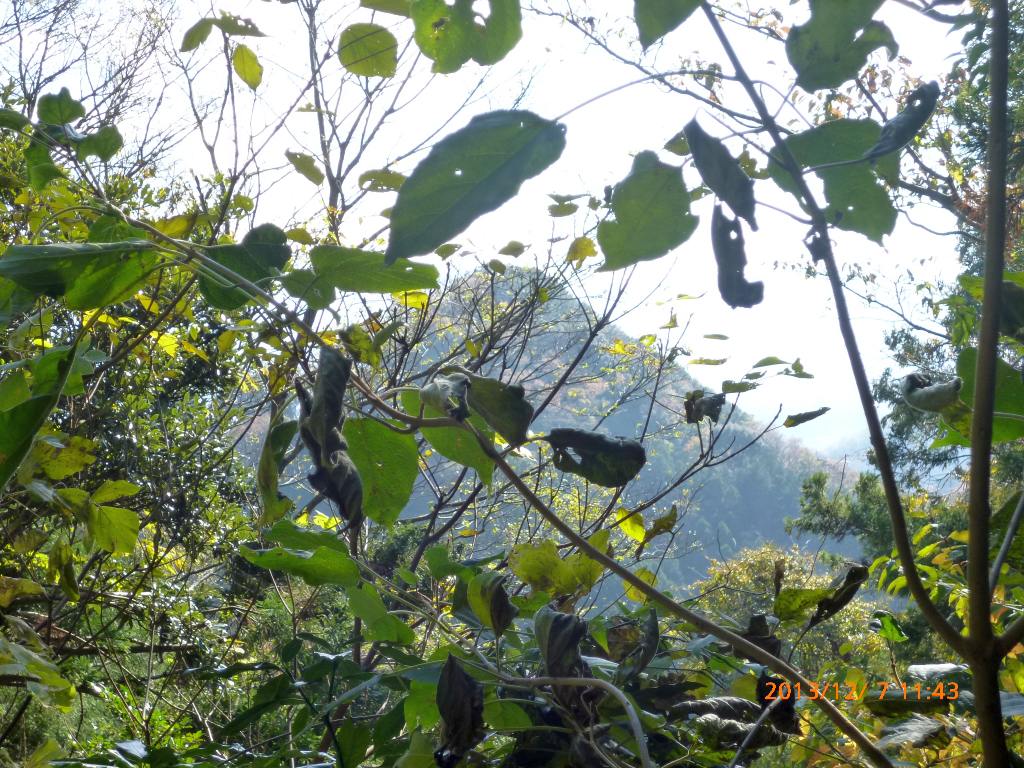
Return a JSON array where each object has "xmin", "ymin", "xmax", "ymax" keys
[{"xmin": 763, "ymin": 680, "xmax": 960, "ymax": 701}]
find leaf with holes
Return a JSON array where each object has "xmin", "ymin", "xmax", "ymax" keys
[
  {"xmin": 285, "ymin": 151, "xmax": 325, "ymax": 186},
  {"xmin": 386, "ymin": 110, "xmax": 566, "ymax": 264},
  {"xmin": 767, "ymin": 120, "xmax": 897, "ymax": 243},
  {"xmin": 786, "ymin": 0, "xmax": 898, "ymax": 91}
]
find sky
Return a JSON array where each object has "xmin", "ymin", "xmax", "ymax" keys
[{"xmin": 165, "ymin": 0, "xmax": 969, "ymax": 461}]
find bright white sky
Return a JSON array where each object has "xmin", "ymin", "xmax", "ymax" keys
[{"xmin": 167, "ymin": 0, "xmax": 967, "ymax": 460}]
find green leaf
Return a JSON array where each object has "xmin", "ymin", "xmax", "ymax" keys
[
  {"xmin": 280, "ymin": 269, "xmax": 336, "ymax": 310},
  {"xmin": 439, "ymin": 365, "xmax": 534, "ymax": 446},
  {"xmin": 767, "ymin": 119, "xmax": 897, "ymax": 243},
  {"xmin": 467, "ymin": 572, "xmax": 519, "ymax": 638},
  {"xmin": 181, "ymin": 18, "xmax": 214, "ymax": 51},
  {"xmin": 0, "ymin": 241, "xmax": 156, "ymax": 310},
  {"xmin": 360, "ymin": 168, "xmax": 407, "ymax": 191},
  {"xmin": 785, "ymin": 0, "xmax": 898, "ymax": 91},
  {"xmin": 0, "ymin": 371, "xmax": 31, "ymax": 412},
  {"xmin": 285, "ymin": 151, "xmax": 325, "ymax": 185},
  {"xmin": 0, "ymin": 345, "xmax": 77, "ymax": 491},
  {"xmin": 198, "ymin": 223, "xmax": 291, "ymax": 310},
  {"xmin": 634, "ymin": 0, "xmax": 701, "ymax": 49},
  {"xmin": 753, "ymin": 356, "xmax": 790, "ymax": 367},
  {"xmin": 309, "ymin": 246, "xmax": 440, "ymax": 294},
  {"xmin": 0, "ymin": 109, "xmax": 31, "ymax": 131},
  {"xmin": 990, "ymin": 492, "xmax": 1024, "ymax": 573},
  {"xmin": 23, "ymin": 142, "xmax": 62, "ymax": 190},
  {"xmin": 337, "ymin": 718, "xmax": 373, "ymax": 768},
  {"xmin": 340, "ymin": 24, "xmax": 399, "ymax": 77},
  {"xmin": 257, "ymin": 419, "xmax": 298, "ymax": 527},
  {"xmin": 0, "ymin": 577, "xmax": 45, "ymax": 608},
  {"xmin": 773, "ymin": 587, "xmax": 834, "ymax": 621},
  {"xmin": 870, "ymin": 610, "xmax": 909, "ymax": 642},
  {"xmin": 241, "ymin": 545, "xmax": 360, "ymax": 587},
  {"xmin": 483, "ymin": 699, "xmax": 531, "ymax": 730},
  {"xmin": 264, "ymin": 521, "xmax": 350, "ymax": 556},
  {"xmin": 232, "ymin": 44, "xmax": 264, "ymax": 89},
  {"xmin": 87, "ymin": 506, "xmax": 140, "ymax": 554},
  {"xmin": 210, "ymin": 14, "xmax": 265, "ymax": 37},
  {"xmin": 424, "ymin": 546, "xmax": 475, "ymax": 582},
  {"xmin": 784, "ymin": 407, "xmax": 830, "ymax": 428},
  {"xmin": 597, "ymin": 150, "xmax": 698, "ymax": 271},
  {"xmin": 385, "ymin": 110, "xmax": 566, "ymax": 264},
  {"xmin": 394, "ymin": 730, "xmax": 435, "ymax": 768},
  {"xmin": 411, "ymin": 0, "xmax": 521, "ymax": 73},
  {"xmin": 348, "ymin": 584, "xmax": 415, "ymax": 644},
  {"xmin": 401, "ymin": 390, "xmax": 493, "ymax": 484},
  {"xmin": 90, "ymin": 480, "xmax": 141, "ymax": 504},
  {"xmin": 956, "ymin": 346, "xmax": 1024, "ymax": 444},
  {"xmin": 77, "ymin": 126, "xmax": 123, "ymax": 162},
  {"xmin": 343, "ymin": 418, "xmax": 418, "ymax": 527},
  {"xmin": 37, "ymin": 88, "xmax": 85, "ymax": 125},
  {"xmin": 362, "ymin": 0, "xmax": 414, "ymax": 15},
  {"xmin": 684, "ymin": 120, "xmax": 757, "ymax": 230},
  {"xmin": 498, "ymin": 241, "xmax": 526, "ymax": 257}
]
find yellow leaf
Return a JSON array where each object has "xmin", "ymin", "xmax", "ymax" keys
[
  {"xmin": 285, "ymin": 228, "xmax": 315, "ymax": 245},
  {"xmin": 465, "ymin": 338, "xmax": 480, "ymax": 357},
  {"xmin": 232, "ymin": 44, "xmax": 263, "ymax": 90},
  {"xmin": 949, "ymin": 530, "xmax": 970, "ymax": 543},
  {"xmin": 217, "ymin": 330, "xmax": 240, "ymax": 354},
  {"xmin": 660, "ymin": 312, "xmax": 678, "ymax": 329},
  {"xmin": 566, "ymin": 237, "xmax": 596, "ymax": 268},
  {"xmin": 392, "ymin": 290, "xmax": 429, "ymax": 310},
  {"xmin": 624, "ymin": 566, "xmax": 657, "ymax": 603},
  {"xmin": 150, "ymin": 332, "xmax": 179, "ymax": 357},
  {"xmin": 153, "ymin": 213, "xmax": 197, "ymax": 239},
  {"xmin": 616, "ymin": 507, "xmax": 645, "ymax": 542},
  {"xmin": 135, "ymin": 294, "xmax": 159, "ymax": 313},
  {"xmin": 179, "ymin": 339, "xmax": 210, "ymax": 362}
]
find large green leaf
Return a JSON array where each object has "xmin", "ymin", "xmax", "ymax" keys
[
  {"xmin": 785, "ymin": 0, "xmax": 898, "ymax": 91},
  {"xmin": 347, "ymin": 584, "xmax": 416, "ymax": 643},
  {"xmin": 37, "ymin": 88, "xmax": 85, "ymax": 125},
  {"xmin": 385, "ymin": 111, "xmax": 566, "ymax": 264},
  {"xmin": 634, "ymin": 0, "xmax": 700, "ymax": 49},
  {"xmin": 411, "ymin": 0, "xmax": 521, "ymax": 73},
  {"xmin": 199, "ymin": 223, "xmax": 291, "ymax": 310},
  {"xmin": 990, "ymin": 492, "xmax": 1024, "ymax": 574},
  {"xmin": 772, "ymin": 587, "xmax": 834, "ymax": 622},
  {"xmin": 439, "ymin": 366, "xmax": 534, "ymax": 446},
  {"xmin": 0, "ymin": 241, "xmax": 156, "ymax": 310},
  {"xmin": 87, "ymin": 505, "xmax": 140, "ymax": 554},
  {"xmin": 307, "ymin": 246, "xmax": 440, "ymax": 293},
  {"xmin": 77, "ymin": 126, "xmax": 124, "ymax": 162},
  {"xmin": 340, "ymin": 24, "xmax": 399, "ymax": 77},
  {"xmin": 955, "ymin": 346, "xmax": 1024, "ymax": 444},
  {"xmin": 257, "ymin": 419, "xmax": 298, "ymax": 527},
  {"xmin": 597, "ymin": 150, "xmax": 698, "ymax": 271},
  {"xmin": 241, "ymin": 545, "xmax": 361, "ymax": 587},
  {"xmin": 264, "ymin": 520, "xmax": 352, "ymax": 554},
  {"xmin": 0, "ymin": 345, "xmax": 77, "ymax": 491},
  {"xmin": 401, "ymin": 390, "xmax": 493, "ymax": 485},
  {"xmin": 767, "ymin": 119, "xmax": 897, "ymax": 243},
  {"xmin": 343, "ymin": 418, "xmax": 418, "ymax": 527}
]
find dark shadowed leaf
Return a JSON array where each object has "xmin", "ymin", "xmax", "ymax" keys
[
  {"xmin": 467, "ymin": 571, "xmax": 519, "ymax": 639},
  {"xmin": 874, "ymin": 715, "xmax": 949, "ymax": 749},
  {"xmin": 440, "ymin": 365, "xmax": 533, "ymax": 446},
  {"xmin": 633, "ymin": 0, "xmax": 701, "ymax": 49},
  {"xmin": 684, "ymin": 120, "xmax": 757, "ymax": 230},
  {"xmin": 808, "ymin": 563, "xmax": 868, "ymax": 627},
  {"xmin": 435, "ymin": 655, "xmax": 485, "ymax": 768},
  {"xmin": 543, "ymin": 428, "xmax": 647, "ymax": 487},
  {"xmin": 711, "ymin": 204, "xmax": 762, "ymax": 308},
  {"xmin": 386, "ymin": 111, "xmax": 566, "ymax": 264}
]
